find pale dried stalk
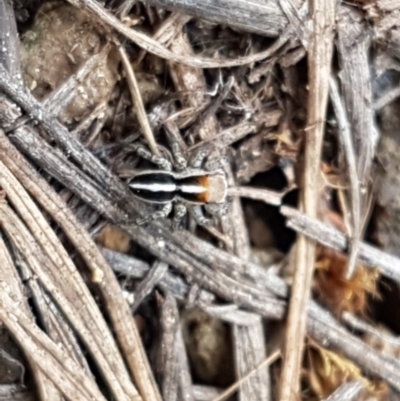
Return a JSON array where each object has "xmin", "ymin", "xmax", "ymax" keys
[
  {"xmin": 116, "ymin": 40, "xmax": 160, "ymax": 156},
  {"xmin": 373, "ymin": 85, "xmax": 400, "ymax": 110},
  {"xmin": 330, "ymin": 76, "xmax": 361, "ymax": 278},
  {"xmin": 337, "ymin": 6, "xmax": 376, "ymax": 183},
  {"xmin": 0, "ymin": 0, "xmax": 22, "ymax": 85},
  {"xmin": 158, "ymin": 293, "xmax": 180, "ymax": 401},
  {"xmin": 168, "ymin": 29, "xmax": 270, "ymax": 400},
  {"xmin": 66, "ymin": 0, "xmax": 292, "ymax": 68},
  {"xmin": 140, "ymin": 0, "xmax": 286, "ymax": 37},
  {"xmin": 279, "ymin": 0, "xmax": 336, "ymax": 399},
  {"xmin": 0, "ymin": 161, "xmax": 139, "ymax": 401},
  {"xmin": 233, "ymin": 321, "xmax": 271, "ymax": 401},
  {"xmin": 210, "ymin": 350, "xmax": 281, "ymax": 401},
  {"xmin": 280, "ymin": 205, "xmax": 400, "ymax": 281},
  {"xmin": 0, "ymin": 133, "xmax": 162, "ymax": 401},
  {"xmin": 43, "ymin": 43, "xmax": 112, "ymax": 116},
  {"xmin": 323, "ymin": 381, "xmax": 363, "ymax": 401},
  {"xmin": 136, "ymin": 13, "xmax": 192, "ymax": 65},
  {"xmin": 0, "ymin": 288, "xmax": 107, "ymax": 401},
  {"xmin": 0, "ymin": 237, "xmax": 61, "ymax": 401},
  {"xmin": 228, "ymin": 186, "xmax": 285, "ymax": 206}
]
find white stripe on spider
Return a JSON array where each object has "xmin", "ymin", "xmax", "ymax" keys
[
  {"xmin": 130, "ymin": 183, "xmax": 176, "ymax": 192},
  {"xmin": 179, "ymin": 184, "xmax": 206, "ymax": 194}
]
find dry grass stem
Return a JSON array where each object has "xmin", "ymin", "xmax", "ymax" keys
[
  {"xmin": 66, "ymin": 0, "xmax": 293, "ymax": 68},
  {"xmin": 322, "ymin": 381, "xmax": 363, "ymax": 401},
  {"xmin": 0, "ymin": 1, "xmax": 399, "ymax": 400},
  {"xmin": 279, "ymin": 0, "xmax": 336, "ymax": 399},
  {"xmin": 116, "ymin": 39, "xmax": 160, "ymax": 156},
  {"xmin": 0, "ymin": 132, "xmax": 161, "ymax": 401},
  {"xmin": 140, "ymin": 0, "xmax": 287, "ymax": 36},
  {"xmin": 0, "ymin": 167, "xmax": 139, "ymax": 401},
  {"xmin": 0, "ymin": 288, "xmax": 107, "ymax": 401},
  {"xmin": 0, "ymin": 236, "xmax": 61, "ymax": 401},
  {"xmin": 329, "ymin": 77, "xmax": 361, "ymax": 278},
  {"xmin": 280, "ymin": 205, "xmax": 400, "ymax": 282},
  {"xmin": 228, "ymin": 186, "xmax": 285, "ymax": 206},
  {"xmin": 210, "ymin": 350, "xmax": 281, "ymax": 401}
]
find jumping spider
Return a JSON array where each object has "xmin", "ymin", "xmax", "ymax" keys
[{"xmin": 127, "ymin": 138, "xmax": 228, "ymax": 229}]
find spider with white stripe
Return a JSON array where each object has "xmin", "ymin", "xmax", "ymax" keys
[{"xmin": 128, "ymin": 142, "xmax": 228, "ymax": 229}]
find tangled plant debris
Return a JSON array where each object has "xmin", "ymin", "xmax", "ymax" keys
[{"xmin": 0, "ymin": 0, "xmax": 400, "ymax": 401}]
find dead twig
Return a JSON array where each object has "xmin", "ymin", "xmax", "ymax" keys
[
  {"xmin": 323, "ymin": 381, "xmax": 363, "ymax": 401},
  {"xmin": 307, "ymin": 301, "xmax": 400, "ymax": 392},
  {"xmin": 168, "ymin": 28, "xmax": 273, "ymax": 400},
  {"xmin": 329, "ymin": 76, "xmax": 361, "ymax": 278},
  {"xmin": 157, "ymin": 293, "xmax": 181, "ymax": 401},
  {"xmin": 140, "ymin": 0, "xmax": 287, "ymax": 37},
  {"xmin": 280, "ymin": 205, "xmax": 400, "ymax": 282},
  {"xmin": 66, "ymin": 0, "xmax": 293, "ymax": 68},
  {"xmin": 0, "ymin": 234, "xmax": 60, "ymax": 400},
  {"xmin": 0, "ymin": 166, "xmax": 139, "ymax": 401},
  {"xmin": 228, "ymin": 186, "xmax": 286, "ymax": 206},
  {"xmin": 43, "ymin": 43, "xmax": 113, "ymax": 116},
  {"xmin": 337, "ymin": 6, "xmax": 376, "ymax": 183},
  {"xmin": 0, "ymin": 64, "xmax": 129, "ymax": 202},
  {"xmin": 373, "ymin": 85, "xmax": 400, "ymax": 110},
  {"xmin": 0, "ymin": 0, "xmax": 21, "ymax": 85},
  {"xmin": 0, "ymin": 287, "xmax": 107, "ymax": 401},
  {"xmin": 210, "ymin": 350, "xmax": 281, "ymax": 401},
  {"xmin": 101, "ymin": 247, "xmax": 193, "ymax": 301},
  {"xmin": 279, "ymin": 0, "xmax": 336, "ymax": 399},
  {"xmin": 116, "ymin": 39, "xmax": 160, "ymax": 156},
  {"xmin": 0, "ymin": 133, "xmax": 162, "ymax": 401},
  {"xmin": 131, "ymin": 261, "xmax": 169, "ymax": 313}
]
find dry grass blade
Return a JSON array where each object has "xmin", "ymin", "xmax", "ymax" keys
[
  {"xmin": 167, "ymin": 26, "xmax": 272, "ymax": 400},
  {"xmin": 280, "ymin": 205, "xmax": 400, "ymax": 282},
  {"xmin": 373, "ymin": 85, "xmax": 400, "ymax": 110},
  {"xmin": 0, "ymin": 288, "xmax": 107, "ymax": 401},
  {"xmin": 43, "ymin": 42, "xmax": 113, "ymax": 116},
  {"xmin": 279, "ymin": 0, "xmax": 336, "ymax": 399},
  {"xmin": 329, "ymin": 76, "xmax": 361, "ymax": 279},
  {"xmin": 0, "ymin": 133, "xmax": 162, "ymax": 401},
  {"xmin": 131, "ymin": 261, "xmax": 168, "ymax": 312},
  {"xmin": 66, "ymin": 0, "xmax": 292, "ymax": 68},
  {"xmin": 0, "ymin": 167, "xmax": 139, "ymax": 401},
  {"xmin": 140, "ymin": 0, "xmax": 287, "ymax": 37},
  {"xmin": 1, "ymin": 1, "xmax": 400, "ymax": 400},
  {"xmin": 116, "ymin": 39, "xmax": 160, "ymax": 156},
  {"xmin": 228, "ymin": 186, "xmax": 285, "ymax": 206},
  {"xmin": 0, "ymin": 65, "xmax": 127, "ymax": 198},
  {"xmin": 323, "ymin": 381, "xmax": 363, "ymax": 401},
  {"xmin": 210, "ymin": 350, "xmax": 281, "ymax": 401},
  {"xmin": 0, "ymin": 233, "xmax": 61, "ymax": 400},
  {"xmin": 0, "ymin": 0, "xmax": 21, "ymax": 85}
]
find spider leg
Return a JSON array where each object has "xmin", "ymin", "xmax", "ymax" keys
[
  {"xmin": 204, "ymin": 153, "xmax": 229, "ymax": 171},
  {"xmin": 204, "ymin": 202, "xmax": 228, "ymax": 217},
  {"xmin": 129, "ymin": 143, "xmax": 172, "ymax": 171},
  {"xmin": 189, "ymin": 205, "xmax": 213, "ymax": 226},
  {"xmin": 135, "ymin": 202, "xmax": 173, "ymax": 226},
  {"xmin": 172, "ymin": 202, "xmax": 187, "ymax": 230},
  {"xmin": 189, "ymin": 148, "xmax": 208, "ymax": 169},
  {"xmin": 165, "ymin": 130, "xmax": 187, "ymax": 170}
]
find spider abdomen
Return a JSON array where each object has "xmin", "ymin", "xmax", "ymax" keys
[{"xmin": 129, "ymin": 170, "xmax": 227, "ymax": 205}]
